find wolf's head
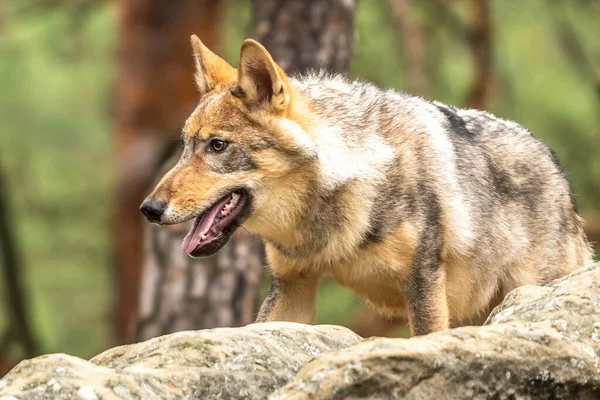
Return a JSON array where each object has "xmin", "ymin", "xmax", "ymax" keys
[{"xmin": 140, "ymin": 36, "xmax": 317, "ymax": 257}]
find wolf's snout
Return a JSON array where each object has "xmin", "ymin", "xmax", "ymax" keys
[{"xmin": 140, "ymin": 197, "xmax": 166, "ymax": 223}]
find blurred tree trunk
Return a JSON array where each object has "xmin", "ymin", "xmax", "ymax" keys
[
  {"xmin": 115, "ymin": 0, "xmax": 224, "ymax": 343},
  {"xmin": 253, "ymin": 0, "xmax": 355, "ymax": 74},
  {"xmin": 466, "ymin": 0, "xmax": 494, "ymax": 109},
  {"xmin": 134, "ymin": 0, "xmax": 357, "ymax": 341},
  {"xmin": 386, "ymin": 0, "xmax": 428, "ymax": 96},
  {"xmin": 0, "ymin": 163, "xmax": 39, "ymax": 374}
]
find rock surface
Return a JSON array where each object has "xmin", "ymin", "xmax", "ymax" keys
[
  {"xmin": 0, "ymin": 323, "xmax": 361, "ymax": 399},
  {"xmin": 1, "ymin": 263, "xmax": 599, "ymax": 400},
  {"xmin": 273, "ymin": 263, "xmax": 600, "ymax": 399}
]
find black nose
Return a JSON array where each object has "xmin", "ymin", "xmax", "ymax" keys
[{"xmin": 140, "ymin": 197, "xmax": 166, "ymax": 223}]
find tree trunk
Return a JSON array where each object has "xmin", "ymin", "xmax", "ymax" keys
[
  {"xmin": 134, "ymin": 0, "xmax": 356, "ymax": 342},
  {"xmin": 253, "ymin": 0, "xmax": 355, "ymax": 74},
  {"xmin": 466, "ymin": 0, "xmax": 494, "ymax": 109},
  {"xmin": 115, "ymin": 0, "xmax": 223, "ymax": 343},
  {"xmin": 386, "ymin": 0, "xmax": 428, "ymax": 96},
  {"xmin": 0, "ymin": 162, "xmax": 39, "ymax": 372}
]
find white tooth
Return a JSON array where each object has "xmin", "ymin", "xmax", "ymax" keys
[
  {"xmin": 232, "ymin": 193, "xmax": 240, "ymax": 201},
  {"xmin": 221, "ymin": 210, "xmax": 226, "ymax": 215},
  {"xmin": 201, "ymin": 234, "xmax": 206, "ymax": 240}
]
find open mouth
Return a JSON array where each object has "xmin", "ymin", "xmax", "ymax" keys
[{"xmin": 181, "ymin": 189, "xmax": 252, "ymax": 257}]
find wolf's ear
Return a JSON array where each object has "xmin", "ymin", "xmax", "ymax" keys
[
  {"xmin": 235, "ymin": 39, "xmax": 290, "ymax": 113},
  {"xmin": 191, "ymin": 35, "xmax": 236, "ymax": 95}
]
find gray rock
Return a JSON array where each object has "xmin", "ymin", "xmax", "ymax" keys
[
  {"xmin": 273, "ymin": 263, "xmax": 600, "ymax": 399},
  {"xmin": 2, "ymin": 264, "xmax": 599, "ymax": 399},
  {"xmin": 0, "ymin": 323, "xmax": 361, "ymax": 399}
]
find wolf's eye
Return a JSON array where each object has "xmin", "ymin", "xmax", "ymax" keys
[{"xmin": 210, "ymin": 139, "xmax": 228, "ymax": 152}]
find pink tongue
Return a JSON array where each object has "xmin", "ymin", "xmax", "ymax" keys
[{"xmin": 182, "ymin": 194, "xmax": 232, "ymax": 254}]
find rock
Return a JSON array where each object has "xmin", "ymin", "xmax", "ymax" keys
[
  {"xmin": 273, "ymin": 263, "xmax": 600, "ymax": 399},
  {"xmin": 2, "ymin": 264, "xmax": 599, "ymax": 400},
  {"xmin": 0, "ymin": 323, "xmax": 361, "ymax": 399}
]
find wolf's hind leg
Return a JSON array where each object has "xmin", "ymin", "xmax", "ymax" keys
[{"xmin": 256, "ymin": 273, "xmax": 319, "ymax": 324}]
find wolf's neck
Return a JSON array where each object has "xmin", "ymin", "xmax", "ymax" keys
[
  {"xmin": 292, "ymin": 75, "xmax": 397, "ymax": 190},
  {"xmin": 258, "ymin": 176, "xmax": 384, "ymax": 263}
]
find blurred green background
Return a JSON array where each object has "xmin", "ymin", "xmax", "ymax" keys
[{"xmin": 0, "ymin": 0, "xmax": 598, "ymax": 362}]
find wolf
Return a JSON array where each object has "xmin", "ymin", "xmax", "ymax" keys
[{"xmin": 140, "ymin": 35, "xmax": 593, "ymax": 336}]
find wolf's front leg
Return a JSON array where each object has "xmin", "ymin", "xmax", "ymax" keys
[
  {"xmin": 406, "ymin": 223, "xmax": 450, "ymax": 336},
  {"xmin": 256, "ymin": 273, "xmax": 319, "ymax": 324}
]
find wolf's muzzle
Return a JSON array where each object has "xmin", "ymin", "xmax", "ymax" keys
[{"xmin": 140, "ymin": 197, "xmax": 166, "ymax": 223}]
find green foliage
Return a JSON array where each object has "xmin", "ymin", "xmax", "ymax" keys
[
  {"xmin": 0, "ymin": 0, "xmax": 598, "ymax": 359},
  {"xmin": 490, "ymin": 1, "xmax": 600, "ymax": 210},
  {"xmin": 0, "ymin": 4, "xmax": 115, "ymax": 357}
]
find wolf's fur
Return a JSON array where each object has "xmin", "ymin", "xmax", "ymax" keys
[{"xmin": 144, "ymin": 36, "xmax": 594, "ymax": 336}]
